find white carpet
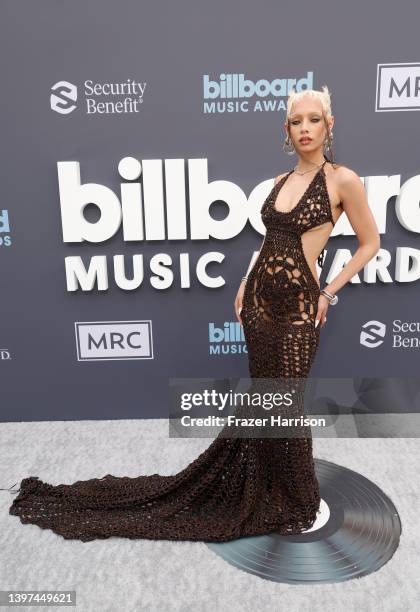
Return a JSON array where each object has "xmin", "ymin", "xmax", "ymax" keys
[{"xmin": 0, "ymin": 420, "xmax": 418, "ymax": 612}]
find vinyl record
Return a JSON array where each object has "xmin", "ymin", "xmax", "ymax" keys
[{"xmin": 206, "ymin": 458, "xmax": 401, "ymax": 584}]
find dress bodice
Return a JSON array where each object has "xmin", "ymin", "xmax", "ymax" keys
[{"xmin": 261, "ymin": 160, "xmax": 335, "ymax": 235}]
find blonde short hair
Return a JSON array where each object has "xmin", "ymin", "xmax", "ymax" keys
[
  {"xmin": 286, "ymin": 85, "xmax": 339, "ymax": 167},
  {"xmin": 286, "ymin": 85, "xmax": 332, "ymax": 120}
]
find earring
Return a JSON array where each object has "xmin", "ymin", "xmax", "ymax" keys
[
  {"xmin": 324, "ymin": 131, "xmax": 334, "ymax": 157},
  {"xmin": 324, "ymin": 131, "xmax": 333, "ymax": 144},
  {"xmin": 283, "ymin": 134, "xmax": 295, "ymax": 156}
]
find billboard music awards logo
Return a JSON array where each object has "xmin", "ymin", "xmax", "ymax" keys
[
  {"xmin": 0, "ymin": 348, "xmax": 12, "ymax": 360},
  {"xmin": 0, "ymin": 209, "xmax": 12, "ymax": 247},
  {"xmin": 50, "ymin": 78, "xmax": 147, "ymax": 115},
  {"xmin": 360, "ymin": 319, "xmax": 420, "ymax": 349},
  {"xmin": 376, "ymin": 62, "xmax": 420, "ymax": 111},
  {"xmin": 209, "ymin": 321, "xmax": 247, "ymax": 355},
  {"xmin": 56, "ymin": 157, "xmax": 420, "ymax": 293},
  {"xmin": 202, "ymin": 71, "xmax": 314, "ymax": 113}
]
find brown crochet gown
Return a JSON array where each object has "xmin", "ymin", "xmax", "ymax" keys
[{"xmin": 9, "ymin": 159, "xmax": 336, "ymax": 542}]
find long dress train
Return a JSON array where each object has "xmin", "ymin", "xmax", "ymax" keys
[{"xmin": 9, "ymin": 160, "xmax": 335, "ymax": 542}]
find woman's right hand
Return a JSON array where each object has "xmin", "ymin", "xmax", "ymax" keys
[{"xmin": 234, "ymin": 281, "xmax": 246, "ymax": 326}]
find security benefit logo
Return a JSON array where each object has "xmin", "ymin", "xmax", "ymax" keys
[
  {"xmin": 376, "ymin": 62, "xmax": 420, "ymax": 111},
  {"xmin": 50, "ymin": 79, "xmax": 147, "ymax": 115},
  {"xmin": 360, "ymin": 319, "xmax": 420, "ymax": 349},
  {"xmin": 50, "ymin": 81, "xmax": 78, "ymax": 115},
  {"xmin": 360, "ymin": 320, "xmax": 386, "ymax": 348},
  {"xmin": 75, "ymin": 320, "xmax": 153, "ymax": 361}
]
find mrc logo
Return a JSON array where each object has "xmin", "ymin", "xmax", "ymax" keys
[
  {"xmin": 75, "ymin": 320, "xmax": 153, "ymax": 361},
  {"xmin": 376, "ymin": 62, "xmax": 420, "ymax": 111}
]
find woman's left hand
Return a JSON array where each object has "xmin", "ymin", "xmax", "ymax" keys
[{"xmin": 315, "ymin": 294, "xmax": 330, "ymax": 328}]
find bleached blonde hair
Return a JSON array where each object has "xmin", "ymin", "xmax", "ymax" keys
[
  {"xmin": 286, "ymin": 85, "xmax": 332, "ymax": 120},
  {"xmin": 286, "ymin": 85, "xmax": 338, "ymax": 167}
]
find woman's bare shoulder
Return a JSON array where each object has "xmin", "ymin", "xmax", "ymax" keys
[
  {"xmin": 328, "ymin": 161, "xmax": 360, "ymax": 182},
  {"xmin": 327, "ymin": 162, "xmax": 368, "ymax": 209}
]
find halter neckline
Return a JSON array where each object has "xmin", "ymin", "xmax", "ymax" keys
[{"xmin": 272, "ymin": 160, "xmax": 327, "ymax": 216}]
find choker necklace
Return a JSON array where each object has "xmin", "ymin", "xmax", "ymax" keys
[{"xmin": 293, "ymin": 161, "xmax": 325, "ymax": 176}]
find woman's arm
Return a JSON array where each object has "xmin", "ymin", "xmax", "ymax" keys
[{"xmin": 323, "ymin": 167, "xmax": 381, "ymax": 296}]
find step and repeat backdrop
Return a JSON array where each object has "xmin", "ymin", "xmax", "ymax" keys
[{"xmin": 1, "ymin": 1, "xmax": 420, "ymax": 421}]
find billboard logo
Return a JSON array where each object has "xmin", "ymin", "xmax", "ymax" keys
[
  {"xmin": 75, "ymin": 320, "xmax": 153, "ymax": 361},
  {"xmin": 203, "ymin": 72, "xmax": 314, "ymax": 114},
  {"xmin": 376, "ymin": 62, "xmax": 420, "ymax": 111},
  {"xmin": 0, "ymin": 209, "xmax": 12, "ymax": 247},
  {"xmin": 50, "ymin": 81, "xmax": 78, "ymax": 114},
  {"xmin": 209, "ymin": 321, "xmax": 247, "ymax": 355},
  {"xmin": 360, "ymin": 320, "xmax": 386, "ymax": 348}
]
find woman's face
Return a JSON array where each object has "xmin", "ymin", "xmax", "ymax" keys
[{"xmin": 285, "ymin": 96, "xmax": 333, "ymax": 153}]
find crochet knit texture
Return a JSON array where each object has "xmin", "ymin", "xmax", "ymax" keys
[{"xmin": 9, "ymin": 159, "xmax": 337, "ymax": 542}]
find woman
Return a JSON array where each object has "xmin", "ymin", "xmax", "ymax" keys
[
  {"xmin": 8, "ymin": 86, "xmax": 380, "ymax": 543},
  {"xmin": 234, "ymin": 85, "xmax": 380, "ymax": 537}
]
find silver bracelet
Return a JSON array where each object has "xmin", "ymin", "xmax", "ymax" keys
[
  {"xmin": 241, "ymin": 276, "xmax": 248, "ymax": 282},
  {"xmin": 320, "ymin": 288, "xmax": 338, "ymax": 305}
]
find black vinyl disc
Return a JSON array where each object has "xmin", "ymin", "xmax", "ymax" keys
[{"xmin": 206, "ymin": 458, "xmax": 402, "ymax": 584}]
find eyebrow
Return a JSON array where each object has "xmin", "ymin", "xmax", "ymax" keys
[{"xmin": 290, "ymin": 112, "xmax": 321, "ymax": 118}]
